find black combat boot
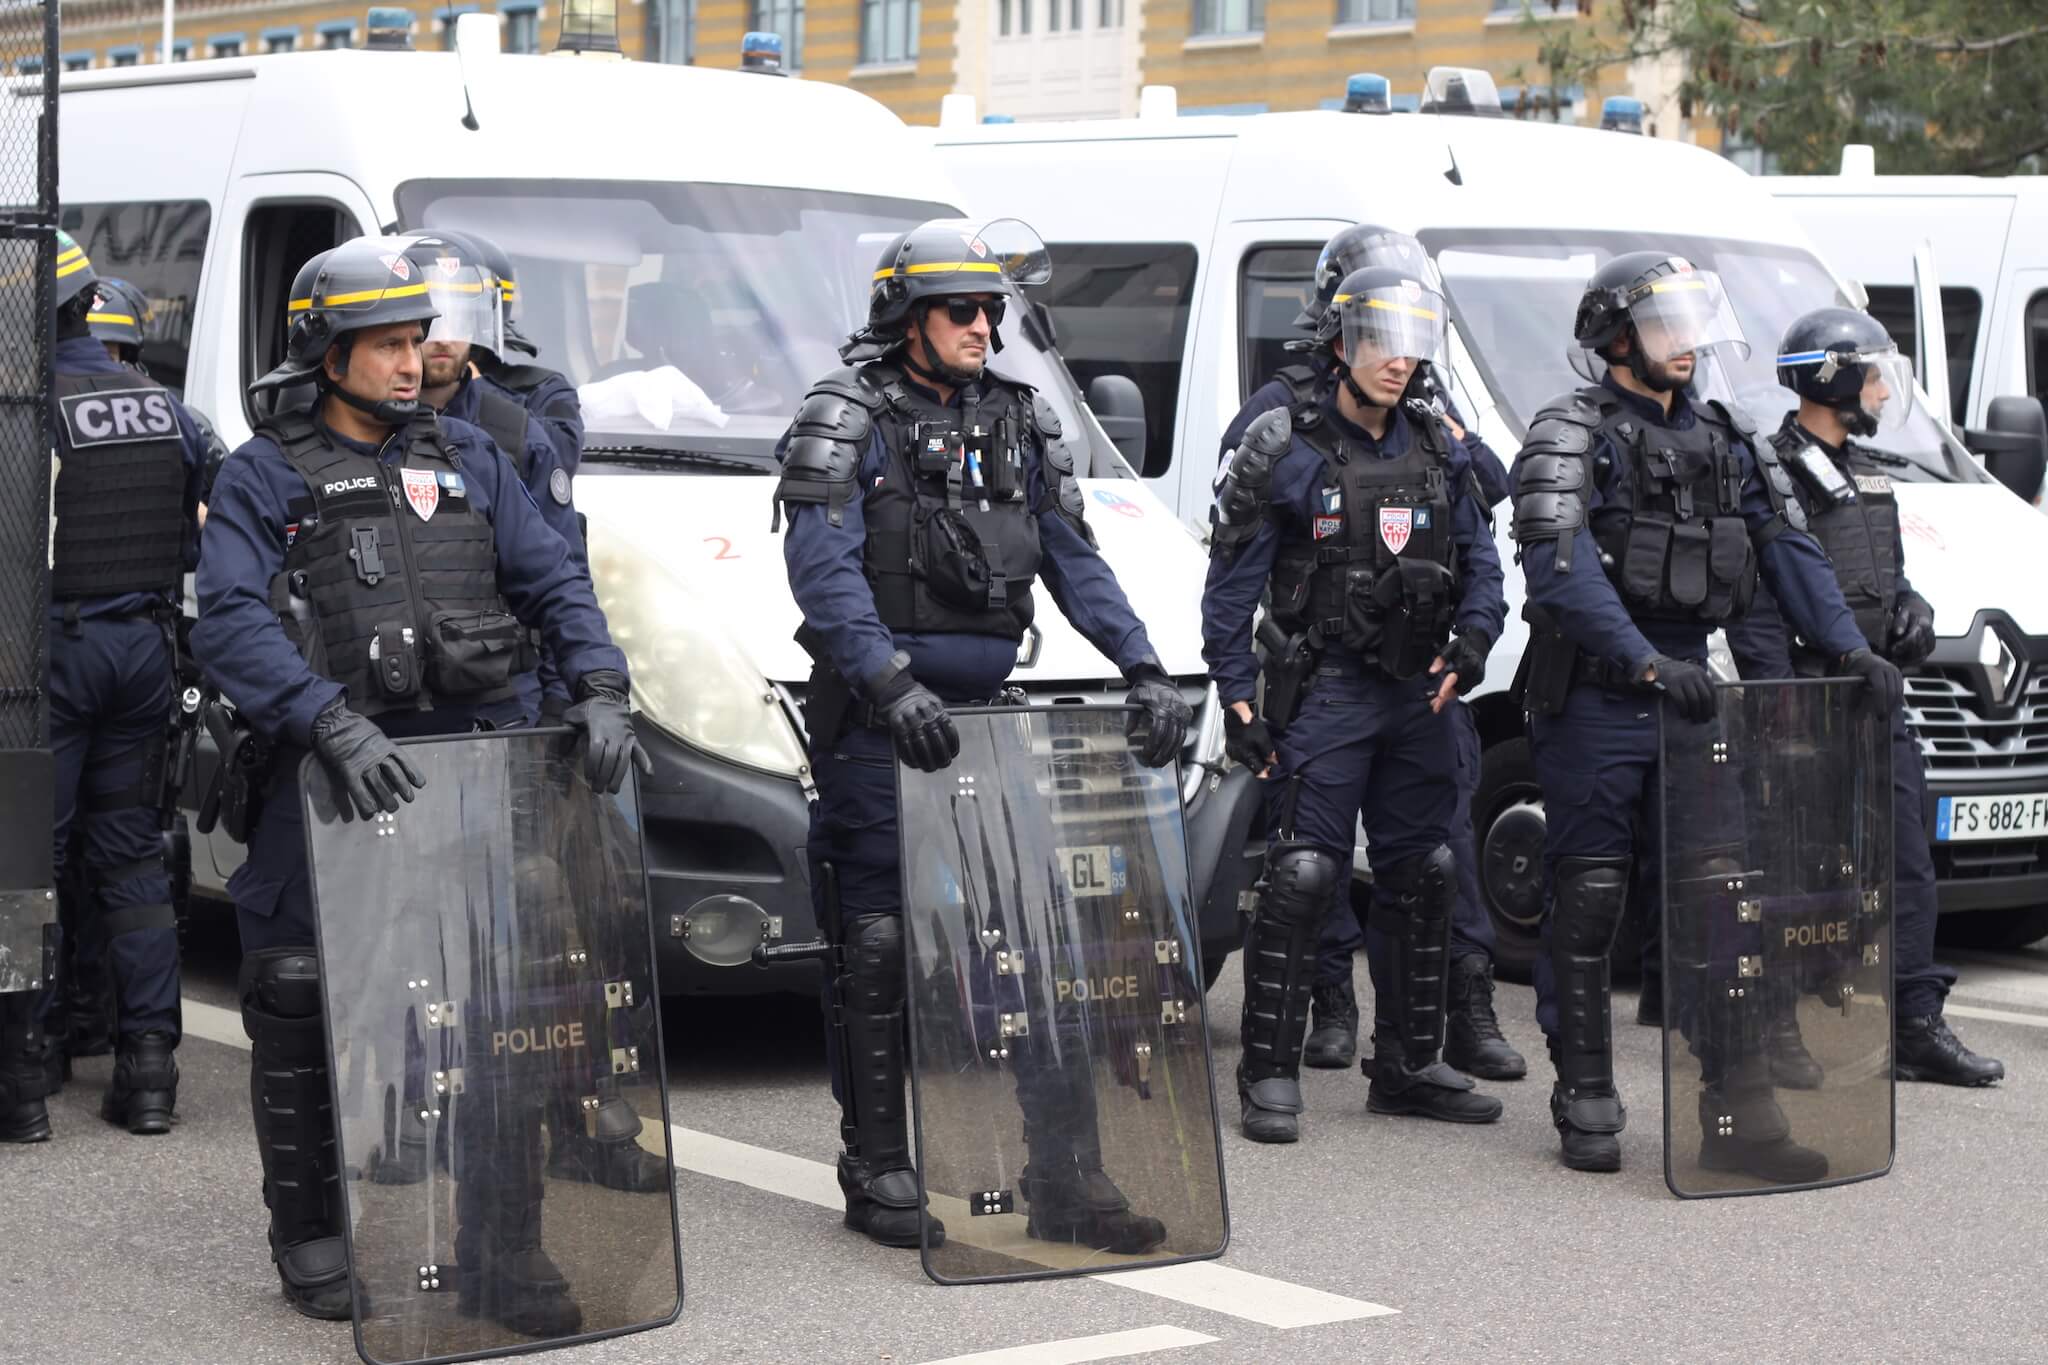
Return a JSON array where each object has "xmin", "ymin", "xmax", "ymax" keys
[
  {"xmin": 1697, "ymin": 1064, "xmax": 1827, "ymax": 1184},
  {"xmin": 1018, "ymin": 1050, "xmax": 1167, "ymax": 1255},
  {"xmin": 547, "ymin": 1094, "xmax": 668, "ymax": 1193},
  {"xmin": 1444, "ymin": 954, "xmax": 1527, "ymax": 1080},
  {"xmin": 835, "ymin": 914, "xmax": 942, "ymax": 1249},
  {"xmin": 1364, "ymin": 851, "xmax": 1503, "ymax": 1124},
  {"xmin": 1548, "ymin": 858, "xmax": 1630, "ymax": 1171},
  {"xmin": 1763, "ymin": 1005, "xmax": 1823, "ymax": 1091},
  {"xmin": 456, "ymin": 1110, "xmax": 583, "ymax": 1339},
  {"xmin": 100, "ymin": 1029, "xmax": 178, "ymax": 1134},
  {"xmin": 1896, "ymin": 1014, "xmax": 2005, "ymax": 1087},
  {"xmin": 1237, "ymin": 845, "xmax": 1337, "ymax": 1142},
  {"xmin": 0, "ymin": 994, "xmax": 54, "ymax": 1144},
  {"xmin": 1302, "ymin": 978, "xmax": 1358, "ymax": 1070}
]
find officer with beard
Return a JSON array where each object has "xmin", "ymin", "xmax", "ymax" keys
[
  {"xmin": 1722, "ymin": 307, "xmax": 2002, "ymax": 1088},
  {"xmin": 1220, "ymin": 225, "xmax": 1526, "ymax": 1082},
  {"xmin": 1205, "ymin": 266, "xmax": 1507, "ymax": 1144},
  {"xmin": 773, "ymin": 218, "xmax": 1190, "ymax": 1251},
  {"xmin": 1512, "ymin": 254, "xmax": 1903, "ymax": 1175},
  {"xmin": 194, "ymin": 237, "xmax": 645, "ymax": 1324}
]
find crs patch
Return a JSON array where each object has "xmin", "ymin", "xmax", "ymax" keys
[
  {"xmin": 58, "ymin": 387, "xmax": 177, "ymax": 448},
  {"xmin": 1378, "ymin": 506, "xmax": 1414, "ymax": 554},
  {"xmin": 400, "ymin": 468, "xmax": 440, "ymax": 521},
  {"xmin": 1854, "ymin": 474, "xmax": 1892, "ymax": 496}
]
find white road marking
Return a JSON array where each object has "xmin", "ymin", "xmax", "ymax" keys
[
  {"xmin": 185, "ymin": 996, "xmax": 1397, "ymax": 1332},
  {"xmin": 1098, "ymin": 1262, "xmax": 1397, "ymax": 1328},
  {"xmin": 914, "ymin": 1325, "xmax": 1219, "ymax": 1365}
]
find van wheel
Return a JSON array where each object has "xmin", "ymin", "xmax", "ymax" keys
[
  {"xmin": 1936, "ymin": 905, "xmax": 2048, "ymax": 951},
  {"xmin": 1473, "ymin": 738, "xmax": 1548, "ymax": 983}
]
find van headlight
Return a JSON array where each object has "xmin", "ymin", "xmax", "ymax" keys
[{"xmin": 587, "ymin": 526, "xmax": 808, "ymax": 779}]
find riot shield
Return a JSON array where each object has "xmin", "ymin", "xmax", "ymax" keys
[
  {"xmin": 302, "ymin": 730, "xmax": 681, "ymax": 1364},
  {"xmin": 1660, "ymin": 679, "xmax": 1894, "ymax": 1198},
  {"xmin": 900, "ymin": 706, "xmax": 1228, "ymax": 1284}
]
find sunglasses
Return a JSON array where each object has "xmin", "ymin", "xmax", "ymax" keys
[{"xmin": 938, "ymin": 295, "xmax": 1006, "ymax": 327}]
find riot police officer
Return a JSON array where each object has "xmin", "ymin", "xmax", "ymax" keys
[
  {"xmin": 0, "ymin": 236, "xmax": 207, "ymax": 1144},
  {"xmin": 1205, "ymin": 265, "xmax": 1508, "ymax": 1144},
  {"xmin": 773, "ymin": 218, "xmax": 1191, "ymax": 1251},
  {"xmin": 1221, "ymin": 225, "xmax": 1527, "ymax": 1081},
  {"xmin": 1722, "ymin": 307, "xmax": 2002, "ymax": 1087},
  {"xmin": 1511, "ymin": 253, "xmax": 1903, "ymax": 1175},
  {"xmin": 193, "ymin": 237, "xmax": 647, "ymax": 1323},
  {"xmin": 85, "ymin": 276, "xmax": 152, "ymax": 367},
  {"xmin": 461, "ymin": 232, "xmax": 586, "ymax": 468},
  {"xmin": 403, "ymin": 231, "xmax": 586, "ymax": 722}
]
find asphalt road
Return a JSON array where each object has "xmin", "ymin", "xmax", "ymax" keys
[{"xmin": 4, "ymin": 912, "xmax": 2045, "ymax": 1365}]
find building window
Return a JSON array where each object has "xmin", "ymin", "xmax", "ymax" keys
[
  {"xmin": 263, "ymin": 30, "xmax": 297, "ymax": 52},
  {"xmin": 318, "ymin": 20, "xmax": 356, "ymax": 47},
  {"xmin": 1191, "ymin": 0, "xmax": 1262, "ymax": 37},
  {"xmin": 859, "ymin": 0, "xmax": 918, "ymax": 64},
  {"xmin": 109, "ymin": 45, "xmax": 140, "ymax": 66},
  {"xmin": 642, "ymin": 0, "xmax": 692, "ymax": 63},
  {"xmin": 14, "ymin": 56, "xmax": 40, "ymax": 75},
  {"xmin": 210, "ymin": 36, "xmax": 244, "ymax": 58},
  {"xmin": 997, "ymin": 0, "xmax": 1009, "ymax": 35},
  {"xmin": 1019, "ymin": 0, "xmax": 1031, "ymax": 33},
  {"xmin": 749, "ymin": 0, "xmax": 802, "ymax": 69},
  {"xmin": 504, "ymin": 5, "xmax": 540, "ymax": 52},
  {"xmin": 1335, "ymin": 0, "xmax": 1410, "ymax": 22},
  {"xmin": 1098, "ymin": 0, "xmax": 1122, "ymax": 26},
  {"xmin": 62, "ymin": 52, "xmax": 91, "ymax": 71},
  {"xmin": 1048, "ymin": 0, "xmax": 1059, "ymax": 29}
]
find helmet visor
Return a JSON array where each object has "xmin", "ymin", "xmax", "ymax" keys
[
  {"xmin": 880, "ymin": 217, "xmax": 1052, "ymax": 294},
  {"xmin": 295, "ymin": 237, "xmax": 440, "ymax": 319},
  {"xmin": 1338, "ymin": 280, "xmax": 1447, "ymax": 367},
  {"xmin": 421, "ymin": 259, "xmax": 503, "ymax": 353},
  {"xmin": 1626, "ymin": 268, "xmax": 1748, "ymax": 363}
]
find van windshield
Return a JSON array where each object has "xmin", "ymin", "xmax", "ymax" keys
[
  {"xmin": 1423, "ymin": 229, "xmax": 1982, "ymax": 484},
  {"xmin": 395, "ymin": 179, "xmax": 1102, "ymax": 470}
]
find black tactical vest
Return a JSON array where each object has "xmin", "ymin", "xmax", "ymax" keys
[
  {"xmin": 861, "ymin": 363, "xmax": 1044, "ymax": 642},
  {"xmin": 471, "ymin": 384, "xmax": 532, "ymax": 480},
  {"xmin": 1770, "ymin": 426, "xmax": 1900, "ymax": 649},
  {"xmin": 1585, "ymin": 387, "xmax": 1757, "ymax": 625},
  {"xmin": 262, "ymin": 410, "xmax": 532, "ymax": 718},
  {"xmin": 1268, "ymin": 404, "xmax": 1458, "ymax": 680},
  {"xmin": 51, "ymin": 371, "xmax": 187, "ymax": 600}
]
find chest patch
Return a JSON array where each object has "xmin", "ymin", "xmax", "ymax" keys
[
  {"xmin": 1378, "ymin": 506, "xmax": 1414, "ymax": 555},
  {"xmin": 1854, "ymin": 474, "xmax": 1891, "ymax": 496},
  {"xmin": 401, "ymin": 468, "xmax": 440, "ymax": 521},
  {"xmin": 1313, "ymin": 515, "xmax": 1343, "ymax": 540}
]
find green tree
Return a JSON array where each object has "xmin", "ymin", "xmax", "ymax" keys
[{"xmin": 1523, "ymin": 0, "xmax": 2048, "ymax": 174}]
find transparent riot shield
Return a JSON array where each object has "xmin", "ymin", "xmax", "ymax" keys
[
  {"xmin": 900, "ymin": 707, "xmax": 1228, "ymax": 1284},
  {"xmin": 1660, "ymin": 679, "xmax": 1894, "ymax": 1198},
  {"xmin": 302, "ymin": 730, "xmax": 682, "ymax": 1364}
]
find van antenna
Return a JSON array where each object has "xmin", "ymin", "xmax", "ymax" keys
[{"xmin": 1443, "ymin": 146, "xmax": 1463, "ymax": 186}]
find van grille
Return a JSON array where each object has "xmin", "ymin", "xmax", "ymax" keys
[{"xmin": 1906, "ymin": 669, "xmax": 2048, "ymax": 780}]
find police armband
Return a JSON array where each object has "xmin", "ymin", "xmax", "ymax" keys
[
  {"xmin": 1510, "ymin": 399, "xmax": 1597, "ymax": 572},
  {"xmin": 1032, "ymin": 394, "xmax": 1096, "ymax": 546},
  {"xmin": 773, "ymin": 367, "xmax": 881, "ymax": 531},
  {"xmin": 1211, "ymin": 407, "xmax": 1289, "ymax": 556}
]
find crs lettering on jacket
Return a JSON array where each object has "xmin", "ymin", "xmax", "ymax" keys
[{"xmin": 57, "ymin": 387, "xmax": 178, "ymax": 449}]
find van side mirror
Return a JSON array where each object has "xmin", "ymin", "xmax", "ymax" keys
[
  {"xmin": 1965, "ymin": 396, "xmax": 2048, "ymax": 504},
  {"xmin": 1085, "ymin": 374, "xmax": 1148, "ymax": 473}
]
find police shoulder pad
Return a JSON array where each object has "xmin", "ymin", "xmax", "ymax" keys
[
  {"xmin": 1030, "ymin": 392, "xmax": 1063, "ymax": 440},
  {"xmin": 1531, "ymin": 387, "xmax": 1608, "ymax": 430},
  {"xmin": 806, "ymin": 365, "xmax": 887, "ymax": 414},
  {"xmin": 1519, "ymin": 413, "xmax": 1594, "ymax": 456},
  {"xmin": 1703, "ymin": 397, "xmax": 1757, "ymax": 439},
  {"xmin": 1245, "ymin": 405, "xmax": 1294, "ymax": 454}
]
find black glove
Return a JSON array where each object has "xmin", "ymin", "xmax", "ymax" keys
[
  {"xmin": 1435, "ymin": 631, "xmax": 1492, "ymax": 697},
  {"xmin": 1840, "ymin": 647, "xmax": 1904, "ymax": 715},
  {"xmin": 870, "ymin": 656, "xmax": 959, "ymax": 773},
  {"xmin": 1886, "ymin": 591, "xmax": 1936, "ymax": 667},
  {"xmin": 1639, "ymin": 655, "xmax": 1717, "ymax": 723},
  {"xmin": 1224, "ymin": 707, "xmax": 1275, "ymax": 774},
  {"xmin": 1124, "ymin": 663, "xmax": 1192, "ymax": 769},
  {"xmin": 310, "ymin": 701, "xmax": 425, "ymax": 820},
  {"xmin": 564, "ymin": 668, "xmax": 653, "ymax": 795}
]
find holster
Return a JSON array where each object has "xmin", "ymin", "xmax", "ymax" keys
[
  {"xmin": 1521, "ymin": 606, "xmax": 1579, "ymax": 717},
  {"xmin": 796, "ymin": 622, "xmax": 855, "ymax": 746},
  {"xmin": 1257, "ymin": 619, "xmax": 1314, "ymax": 729},
  {"xmin": 196, "ymin": 695, "xmax": 273, "ymax": 845}
]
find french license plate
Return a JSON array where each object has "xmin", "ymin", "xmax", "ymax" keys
[
  {"xmin": 1056, "ymin": 844, "xmax": 1129, "ymax": 897},
  {"xmin": 1935, "ymin": 793, "xmax": 2048, "ymax": 842}
]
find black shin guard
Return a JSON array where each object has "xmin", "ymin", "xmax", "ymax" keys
[
  {"xmin": 1550, "ymin": 856, "xmax": 1630, "ymax": 1135},
  {"xmin": 1238, "ymin": 842, "xmax": 1342, "ymax": 1109}
]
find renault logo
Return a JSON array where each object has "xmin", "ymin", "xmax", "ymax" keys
[{"xmin": 1975, "ymin": 619, "xmax": 2023, "ymax": 712}]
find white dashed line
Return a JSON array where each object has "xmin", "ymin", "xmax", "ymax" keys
[{"xmin": 913, "ymin": 1325, "xmax": 1220, "ymax": 1365}]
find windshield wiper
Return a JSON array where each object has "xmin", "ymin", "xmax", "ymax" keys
[{"xmin": 581, "ymin": 444, "xmax": 772, "ymax": 473}]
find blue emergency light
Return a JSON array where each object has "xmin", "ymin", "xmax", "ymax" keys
[
  {"xmin": 741, "ymin": 30, "xmax": 785, "ymax": 74},
  {"xmin": 1601, "ymin": 96, "xmax": 1645, "ymax": 133},
  {"xmin": 982, "ymin": 113, "xmax": 1015, "ymax": 124},
  {"xmin": 1343, "ymin": 73, "xmax": 1391, "ymax": 115}
]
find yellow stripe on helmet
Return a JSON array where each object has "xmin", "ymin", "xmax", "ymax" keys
[
  {"xmin": 55, "ymin": 256, "xmax": 92, "ymax": 279},
  {"xmin": 1363, "ymin": 296, "xmax": 1441, "ymax": 322},
  {"xmin": 871, "ymin": 261, "xmax": 1008, "ymax": 281},
  {"xmin": 286, "ymin": 282, "xmax": 434, "ymax": 312},
  {"xmin": 424, "ymin": 280, "xmax": 485, "ymax": 295},
  {"xmin": 1647, "ymin": 278, "xmax": 1710, "ymax": 294},
  {"xmin": 85, "ymin": 312, "xmax": 136, "ymax": 326},
  {"xmin": 56, "ymin": 245, "xmax": 84, "ymax": 265}
]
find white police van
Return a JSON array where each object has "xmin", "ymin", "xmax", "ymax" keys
[
  {"xmin": 52, "ymin": 20, "xmax": 1249, "ymax": 994},
  {"xmin": 932, "ymin": 74, "xmax": 2048, "ymax": 965}
]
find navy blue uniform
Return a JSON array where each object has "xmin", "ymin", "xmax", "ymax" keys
[
  {"xmin": 1722, "ymin": 427, "xmax": 1955, "ymax": 1021},
  {"xmin": 785, "ymin": 373, "xmax": 1160, "ymax": 935},
  {"xmin": 441, "ymin": 372, "xmax": 586, "ymax": 720},
  {"xmin": 193, "ymin": 414, "xmax": 624, "ymax": 953},
  {"xmin": 1222, "ymin": 378, "xmax": 1506, "ymax": 986},
  {"xmin": 49, "ymin": 335, "xmax": 207, "ymax": 1044},
  {"xmin": 1522, "ymin": 377, "xmax": 1865, "ymax": 1042}
]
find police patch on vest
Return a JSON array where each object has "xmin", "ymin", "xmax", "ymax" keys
[
  {"xmin": 401, "ymin": 468, "xmax": 440, "ymax": 521},
  {"xmin": 1313, "ymin": 515, "xmax": 1342, "ymax": 540},
  {"xmin": 1378, "ymin": 506, "xmax": 1414, "ymax": 554},
  {"xmin": 1855, "ymin": 474, "xmax": 1891, "ymax": 496},
  {"xmin": 549, "ymin": 467, "xmax": 571, "ymax": 505},
  {"xmin": 437, "ymin": 470, "xmax": 467, "ymax": 498},
  {"xmin": 58, "ymin": 387, "xmax": 177, "ymax": 449}
]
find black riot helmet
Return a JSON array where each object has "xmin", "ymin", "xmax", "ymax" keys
[
  {"xmin": 253, "ymin": 236, "xmax": 441, "ymax": 424},
  {"xmin": 53, "ymin": 229, "xmax": 99, "ymax": 313},
  {"xmin": 1570, "ymin": 250, "xmax": 1747, "ymax": 389},
  {"xmin": 1291, "ymin": 224, "xmax": 1437, "ymax": 330},
  {"xmin": 400, "ymin": 232, "xmax": 505, "ymax": 359},
  {"xmin": 87, "ymin": 277, "xmax": 151, "ymax": 361},
  {"xmin": 426, "ymin": 226, "xmax": 538, "ymax": 358},
  {"xmin": 1312, "ymin": 265, "xmax": 1449, "ymax": 410},
  {"xmin": 841, "ymin": 217, "xmax": 1051, "ymax": 376},
  {"xmin": 1775, "ymin": 307, "xmax": 1912, "ymax": 438}
]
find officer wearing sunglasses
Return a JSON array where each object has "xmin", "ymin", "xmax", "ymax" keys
[{"xmin": 769, "ymin": 217, "xmax": 1192, "ymax": 1252}]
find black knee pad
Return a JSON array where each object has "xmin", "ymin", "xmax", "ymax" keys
[
  {"xmin": 1375, "ymin": 845, "xmax": 1455, "ymax": 912},
  {"xmin": 841, "ymin": 912, "xmax": 905, "ymax": 1015},
  {"xmin": 240, "ymin": 947, "xmax": 324, "ymax": 1023},
  {"xmin": 1553, "ymin": 857, "xmax": 1630, "ymax": 955},
  {"xmin": 1260, "ymin": 842, "xmax": 1343, "ymax": 929}
]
